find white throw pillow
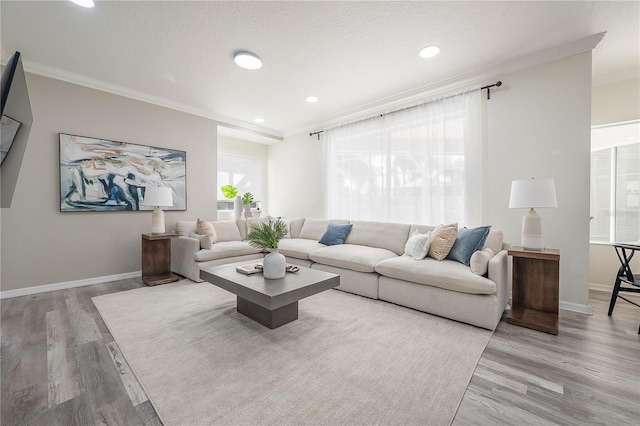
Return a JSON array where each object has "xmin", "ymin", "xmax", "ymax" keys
[
  {"xmin": 404, "ymin": 231, "xmax": 432, "ymax": 260},
  {"xmin": 470, "ymin": 248, "xmax": 494, "ymax": 275}
]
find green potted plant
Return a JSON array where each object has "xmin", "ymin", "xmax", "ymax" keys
[
  {"xmin": 220, "ymin": 185, "xmax": 238, "ymax": 199},
  {"xmin": 220, "ymin": 185, "xmax": 241, "ymax": 220},
  {"xmin": 247, "ymin": 219, "xmax": 288, "ymax": 279},
  {"xmin": 241, "ymin": 192, "xmax": 254, "ymax": 218}
]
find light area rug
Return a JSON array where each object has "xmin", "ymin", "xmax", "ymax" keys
[{"xmin": 92, "ymin": 280, "xmax": 493, "ymax": 425}]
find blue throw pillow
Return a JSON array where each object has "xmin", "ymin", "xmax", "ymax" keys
[
  {"xmin": 446, "ymin": 226, "xmax": 491, "ymax": 266},
  {"xmin": 319, "ymin": 223, "xmax": 353, "ymax": 246}
]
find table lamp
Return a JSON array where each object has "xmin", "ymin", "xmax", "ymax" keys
[
  {"xmin": 509, "ymin": 178, "xmax": 557, "ymax": 250},
  {"xmin": 142, "ymin": 186, "xmax": 173, "ymax": 234}
]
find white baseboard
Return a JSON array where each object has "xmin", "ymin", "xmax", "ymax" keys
[
  {"xmin": 559, "ymin": 301, "xmax": 593, "ymax": 315},
  {"xmin": 590, "ymin": 282, "xmax": 640, "ymax": 298},
  {"xmin": 0, "ymin": 271, "xmax": 142, "ymax": 299}
]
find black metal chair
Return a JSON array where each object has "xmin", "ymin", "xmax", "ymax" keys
[{"xmin": 608, "ymin": 243, "xmax": 640, "ymax": 334}]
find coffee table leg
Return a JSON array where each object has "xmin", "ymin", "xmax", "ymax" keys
[{"xmin": 236, "ymin": 297, "xmax": 298, "ymax": 329}]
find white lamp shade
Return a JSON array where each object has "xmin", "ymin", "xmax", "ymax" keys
[
  {"xmin": 142, "ymin": 186, "xmax": 173, "ymax": 207},
  {"xmin": 509, "ymin": 178, "xmax": 557, "ymax": 209}
]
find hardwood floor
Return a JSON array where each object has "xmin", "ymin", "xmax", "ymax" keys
[{"xmin": 1, "ymin": 281, "xmax": 638, "ymax": 425}]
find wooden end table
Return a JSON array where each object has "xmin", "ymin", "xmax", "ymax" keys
[
  {"xmin": 507, "ymin": 247, "xmax": 560, "ymax": 335},
  {"xmin": 142, "ymin": 233, "xmax": 180, "ymax": 286}
]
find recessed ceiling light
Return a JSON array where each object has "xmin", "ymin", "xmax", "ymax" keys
[
  {"xmin": 305, "ymin": 96, "xmax": 319, "ymax": 103},
  {"xmin": 233, "ymin": 51, "xmax": 263, "ymax": 70},
  {"xmin": 254, "ymin": 118, "xmax": 264, "ymax": 123},
  {"xmin": 70, "ymin": 0, "xmax": 95, "ymax": 8},
  {"xmin": 419, "ymin": 45, "xmax": 440, "ymax": 58}
]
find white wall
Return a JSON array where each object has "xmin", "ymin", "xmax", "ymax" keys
[
  {"xmin": 269, "ymin": 53, "xmax": 594, "ymax": 308},
  {"xmin": 592, "ymin": 77, "xmax": 640, "ymax": 127},
  {"xmin": 485, "ymin": 52, "xmax": 592, "ymax": 308},
  {"xmin": 217, "ymin": 133, "xmax": 269, "ymax": 219},
  {"xmin": 589, "ymin": 77, "xmax": 640, "ymax": 288},
  {"xmin": 0, "ymin": 73, "xmax": 218, "ymax": 292}
]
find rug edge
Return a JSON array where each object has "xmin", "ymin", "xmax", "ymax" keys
[{"xmin": 92, "ymin": 293, "xmax": 168, "ymax": 426}]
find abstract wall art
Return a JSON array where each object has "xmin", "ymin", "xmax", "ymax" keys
[{"xmin": 59, "ymin": 133, "xmax": 186, "ymax": 212}]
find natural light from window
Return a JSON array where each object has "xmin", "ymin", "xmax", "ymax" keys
[{"xmin": 590, "ymin": 120, "xmax": 640, "ymax": 244}]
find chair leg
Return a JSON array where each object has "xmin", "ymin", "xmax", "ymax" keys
[{"xmin": 608, "ymin": 277, "xmax": 622, "ymax": 316}]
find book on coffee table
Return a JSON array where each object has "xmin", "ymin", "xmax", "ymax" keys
[{"xmin": 236, "ymin": 264, "xmax": 263, "ymax": 275}]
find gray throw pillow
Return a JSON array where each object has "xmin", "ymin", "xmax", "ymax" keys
[{"xmin": 446, "ymin": 225, "xmax": 491, "ymax": 266}]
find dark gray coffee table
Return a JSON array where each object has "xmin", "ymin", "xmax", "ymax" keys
[{"xmin": 200, "ymin": 262, "xmax": 340, "ymax": 329}]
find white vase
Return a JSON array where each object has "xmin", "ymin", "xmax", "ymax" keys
[
  {"xmin": 243, "ymin": 205, "xmax": 251, "ymax": 219},
  {"xmin": 234, "ymin": 196, "xmax": 242, "ymax": 220},
  {"xmin": 263, "ymin": 249, "xmax": 286, "ymax": 279}
]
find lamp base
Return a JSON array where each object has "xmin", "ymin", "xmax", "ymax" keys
[
  {"xmin": 151, "ymin": 207, "xmax": 165, "ymax": 234},
  {"xmin": 521, "ymin": 208, "xmax": 544, "ymax": 250}
]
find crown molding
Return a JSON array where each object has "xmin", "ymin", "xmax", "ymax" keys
[
  {"xmin": 6, "ymin": 56, "xmax": 283, "ymax": 142},
  {"xmin": 288, "ymin": 32, "xmax": 607, "ymax": 138}
]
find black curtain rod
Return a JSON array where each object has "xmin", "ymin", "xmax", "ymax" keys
[{"xmin": 309, "ymin": 81, "xmax": 502, "ymax": 140}]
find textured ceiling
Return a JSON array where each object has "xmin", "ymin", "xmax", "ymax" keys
[{"xmin": 1, "ymin": 1, "xmax": 638, "ymax": 140}]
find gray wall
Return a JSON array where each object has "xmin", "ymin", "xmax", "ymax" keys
[{"xmin": 0, "ymin": 73, "xmax": 218, "ymax": 292}]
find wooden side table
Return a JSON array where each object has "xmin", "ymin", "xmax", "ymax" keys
[
  {"xmin": 507, "ymin": 247, "xmax": 560, "ymax": 335},
  {"xmin": 142, "ymin": 233, "xmax": 180, "ymax": 286}
]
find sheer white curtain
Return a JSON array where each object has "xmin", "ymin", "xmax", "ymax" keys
[{"xmin": 325, "ymin": 90, "xmax": 482, "ymax": 225}]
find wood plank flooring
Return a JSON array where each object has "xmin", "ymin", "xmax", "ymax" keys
[{"xmin": 1, "ymin": 280, "xmax": 638, "ymax": 425}]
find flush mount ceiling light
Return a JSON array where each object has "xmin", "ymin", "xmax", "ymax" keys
[
  {"xmin": 419, "ymin": 45, "xmax": 441, "ymax": 58},
  {"xmin": 70, "ymin": 0, "xmax": 95, "ymax": 7},
  {"xmin": 233, "ymin": 51, "xmax": 263, "ymax": 70},
  {"xmin": 254, "ymin": 118, "xmax": 265, "ymax": 123},
  {"xmin": 305, "ymin": 96, "xmax": 319, "ymax": 103}
]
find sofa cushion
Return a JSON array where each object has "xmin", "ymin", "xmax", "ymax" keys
[
  {"xmin": 446, "ymin": 225, "xmax": 491, "ymax": 266},
  {"xmin": 346, "ymin": 220, "xmax": 411, "ymax": 256},
  {"xmin": 278, "ymin": 238, "xmax": 326, "ymax": 260},
  {"xmin": 404, "ymin": 230, "xmax": 432, "ymax": 260},
  {"xmin": 175, "ymin": 220, "xmax": 197, "ymax": 236},
  {"xmin": 319, "ymin": 223, "xmax": 353, "ymax": 245},
  {"xmin": 299, "ymin": 218, "xmax": 350, "ymax": 240},
  {"xmin": 212, "ymin": 221, "xmax": 243, "ymax": 242},
  {"xmin": 194, "ymin": 241, "xmax": 263, "ymax": 262},
  {"xmin": 288, "ymin": 218, "xmax": 306, "ymax": 239},
  {"xmin": 483, "ymin": 229, "xmax": 504, "ymax": 254},
  {"xmin": 196, "ymin": 218, "xmax": 217, "ymax": 249},
  {"xmin": 375, "ymin": 256, "xmax": 496, "ymax": 295},
  {"xmin": 470, "ymin": 248, "xmax": 495, "ymax": 275},
  {"xmin": 428, "ymin": 223, "xmax": 458, "ymax": 261},
  {"xmin": 310, "ymin": 244, "xmax": 398, "ymax": 273}
]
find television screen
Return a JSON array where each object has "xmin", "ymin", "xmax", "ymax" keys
[
  {"xmin": 1, "ymin": 51, "xmax": 33, "ymax": 208},
  {"xmin": 1, "ymin": 115, "xmax": 21, "ymax": 164}
]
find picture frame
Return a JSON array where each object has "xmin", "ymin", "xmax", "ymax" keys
[{"xmin": 59, "ymin": 133, "xmax": 187, "ymax": 212}]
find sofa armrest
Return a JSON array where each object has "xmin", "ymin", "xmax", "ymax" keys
[
  {"xmin": 488, "ymin": 249, "xmax": 509, "ymax": 313},
  {"xmin": 171, "ymin": 236, "xmax": 203, "ymax": 282}
]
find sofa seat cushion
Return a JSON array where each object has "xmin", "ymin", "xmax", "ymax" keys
[
  {"xmin": 310, "ymin": 244, "xmax": 398, "ymax": 273},
  {"xmin": 278, "ymin": 238, "xmax": 326, "ymax": 260},
  {"xmin": 194, "ymin": 241, "xmax": 263, "ymax": 262},
  {"xmin": 375, "ymin": 256, "xmax": 496, "ymax": 295}
]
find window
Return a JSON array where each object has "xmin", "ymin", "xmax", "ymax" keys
[
  {"xmin": 325, "ymin": 90, "xmax": 482, "ymax": 225},
  {"xmin": 590, "ymin": 121, "xmax": 640, "ymax": 243},
  {"xmin": 217, "ymin": 154, "xmax": 263, "ymax": 211}
]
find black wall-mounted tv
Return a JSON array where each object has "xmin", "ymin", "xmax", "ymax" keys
[{"xmin": 1, "ymin": 51, "xmax": 34, "ymax": 208}]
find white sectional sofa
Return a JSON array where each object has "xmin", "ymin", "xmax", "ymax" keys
[{"xmin": 171, "ymin": 218, "xmax": 510, "ymax": 330}]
